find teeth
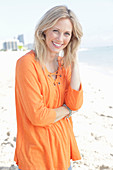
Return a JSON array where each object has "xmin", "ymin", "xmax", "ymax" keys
[{"xmin": 53, "ymin": 42, "xmax": 62, "ymax": 47}]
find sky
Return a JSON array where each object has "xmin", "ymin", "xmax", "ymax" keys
[{"xmin": 0, "ymin": 0, "xmax": 113, "ymax": 47}]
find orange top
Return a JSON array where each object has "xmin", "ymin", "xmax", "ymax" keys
[{"xmin": 14, "ymin": 50, "xmax": 83, "ymax": 170}]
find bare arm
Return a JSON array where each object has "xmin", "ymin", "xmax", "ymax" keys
[
  {"xmin": 54, "ymin": 106, "xmax": 70, "ymax": 123},
  {"xmin": 70, "ymin": 56, "xmax": 81, "ymax": 91}
]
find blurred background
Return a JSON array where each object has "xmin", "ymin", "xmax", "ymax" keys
[
  {"xmin": 0, "ymin": 0, "xmax": 113, "ymax": 48},
  {"xmin": 0, "ymin": 0, "xmax": 113, "ymax": 170}
]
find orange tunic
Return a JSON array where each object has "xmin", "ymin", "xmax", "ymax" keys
[{"xmin": 14, "ymin": 50, "xmax": 83, "ymax": 170}]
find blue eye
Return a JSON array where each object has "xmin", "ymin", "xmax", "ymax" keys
[{"xmin": 65, "ymin": 32, "xmax": 70, "ymax": 36}]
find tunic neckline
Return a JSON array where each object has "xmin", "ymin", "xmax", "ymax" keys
[
  {"xmin": 44, "ymin": 66, "xmax": 61, "ymax": 86},
  {"xmin": 44, "ymin": 57, "xmax": 63, "ymax": 86}
]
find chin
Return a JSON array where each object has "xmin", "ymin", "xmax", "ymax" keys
[{"xmin": 50, "ymin": 49, "xmax": 61, "ymax": 54}]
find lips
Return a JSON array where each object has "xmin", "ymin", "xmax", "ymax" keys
[{"xmin": 52, "ymin": 42, "xmax": 62, "ymax": 48}]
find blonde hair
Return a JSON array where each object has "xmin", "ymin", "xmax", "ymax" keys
[{"xmin": 34, "ymin": 5, "xmax": 83, "ymax": 67}]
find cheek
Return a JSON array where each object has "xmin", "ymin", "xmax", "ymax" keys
[
  {"xmin": 64, "ymin": 38, "xmax": 71, "ymax": 46},
  {"xmin": 46, "ymin": 33, "xmax": 56, "ymax": 44},
  {"xmin": 49, "ymin": 31, "xmax": 56, "ymax": 38}
]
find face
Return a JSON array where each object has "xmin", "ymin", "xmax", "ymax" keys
[{"xmin": 44, "ymin": 18, "xmax": 72, "ymax": 56}]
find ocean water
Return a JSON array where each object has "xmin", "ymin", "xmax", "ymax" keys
[{"xmin": 78, "ymin": 46, "xmax": 113, "ymax": 77}]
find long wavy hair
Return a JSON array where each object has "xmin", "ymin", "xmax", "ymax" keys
[{"xmin": 34, "ymin": 5, "xmax": 83, "ymax": 67}]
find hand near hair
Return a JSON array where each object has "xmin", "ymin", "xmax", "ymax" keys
[{"xmin": 70, "ymin": 53, "xmax": 81, "ymax": 91}]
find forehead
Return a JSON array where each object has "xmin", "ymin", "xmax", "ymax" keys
[{"xmin": 53, "ymin": 18, "xmax": 73, "ymax": 31}]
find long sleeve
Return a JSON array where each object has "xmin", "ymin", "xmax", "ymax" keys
[
  {"xmin": 14, "ymin": 52, "xmax": 82, "ymax": 169},
  {"xmin": 64, "ymin": 66, "xmax": 83, "ymax": 110},
  {"xmin": 15, "ymin": 54, "xmax": 56, "ymax": 127}
]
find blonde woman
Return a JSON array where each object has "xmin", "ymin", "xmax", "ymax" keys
[{"xmin": 14, "ymin": 5, "xmax": 83, "ymax": 170}]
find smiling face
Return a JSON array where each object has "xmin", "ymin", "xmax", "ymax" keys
[{"xmin": 44, "ymin": 18, "xmax": 73, "ymax": 58}]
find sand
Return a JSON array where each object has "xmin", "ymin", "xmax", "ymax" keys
[{"xmin": 0, "ymin": 51, "xmax": 113, "ymax": 170}]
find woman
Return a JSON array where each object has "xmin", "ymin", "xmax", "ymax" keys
[{"xmin": 14, "ymin": 5, "xmax": 83, "ymax": 170}]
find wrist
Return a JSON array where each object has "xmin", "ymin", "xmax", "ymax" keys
[{"xmin": 63, "ymin": 104, "xmax": 72, "ymax": 118}]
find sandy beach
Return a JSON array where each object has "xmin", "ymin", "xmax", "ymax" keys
[{"xmin": 0, "ymin": 51, "xmax": 113, "ymax": 170}]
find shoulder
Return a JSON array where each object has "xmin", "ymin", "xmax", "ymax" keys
[
  {"xmin": 16, "ymin": 50, "xmax": 41, "ymax": 71},
  {"xmin": 17, "ymin": 50, "xmax": 36, "ymax": 66}
]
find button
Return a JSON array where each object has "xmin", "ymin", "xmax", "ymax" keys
[
  {"xmin": 59, "ymin": 75, "xmax": 62, "ymax": 77},
  {"xmin": 58, "ymin": 82, "xmax": 60, "ymax": 84}
]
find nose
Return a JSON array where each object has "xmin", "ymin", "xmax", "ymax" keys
[{"xmin": 57, "ymin": 33, "xmax": 63, "ymax": 42}]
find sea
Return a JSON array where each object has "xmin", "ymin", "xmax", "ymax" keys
[
  {"xmin": 78, "ymin": 46, "xmax": 113, "ymax": 77},
  {"xmin": 0, "ymin": 46, "xmax": 113, "ymax": 78}
]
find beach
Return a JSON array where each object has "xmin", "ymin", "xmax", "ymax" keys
[{"xmin": 0, "ymin": 49, "xmax": 113, "ymax": 170}]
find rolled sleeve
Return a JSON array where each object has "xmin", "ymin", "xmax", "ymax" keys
[{"xmin": 65, "ymin": 83, "xmax": 83, "ymax": 110}]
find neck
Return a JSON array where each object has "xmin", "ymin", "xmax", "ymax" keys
[
  {"xmin": 46, "ymin": 51, "xmax": 59, "ymax": 62},
  {"xmin": 45, "ymin": 53, "xmax": 59, "ymax": 73}
]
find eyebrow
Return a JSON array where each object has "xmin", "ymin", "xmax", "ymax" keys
[{"xmin": 53, "ymin": 26, "xmax": 72, "ymax": 33}]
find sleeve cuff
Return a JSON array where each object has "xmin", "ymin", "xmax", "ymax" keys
[{"xmin": 65, "ymin": 83, "xmax": 83, "ymax": 111}]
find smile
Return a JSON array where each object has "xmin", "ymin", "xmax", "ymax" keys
[{"xmin": 52, "ymin": 42, "xmax": 62, "ymax": 47}]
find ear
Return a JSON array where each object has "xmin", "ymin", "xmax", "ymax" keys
[
  {"xmin": 41, "ymin": 32, "xmax": 46, "ymax": 40},
  {"xmin": 43, "ymin": 31, "xmax": 46, "ymax": 37}
]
